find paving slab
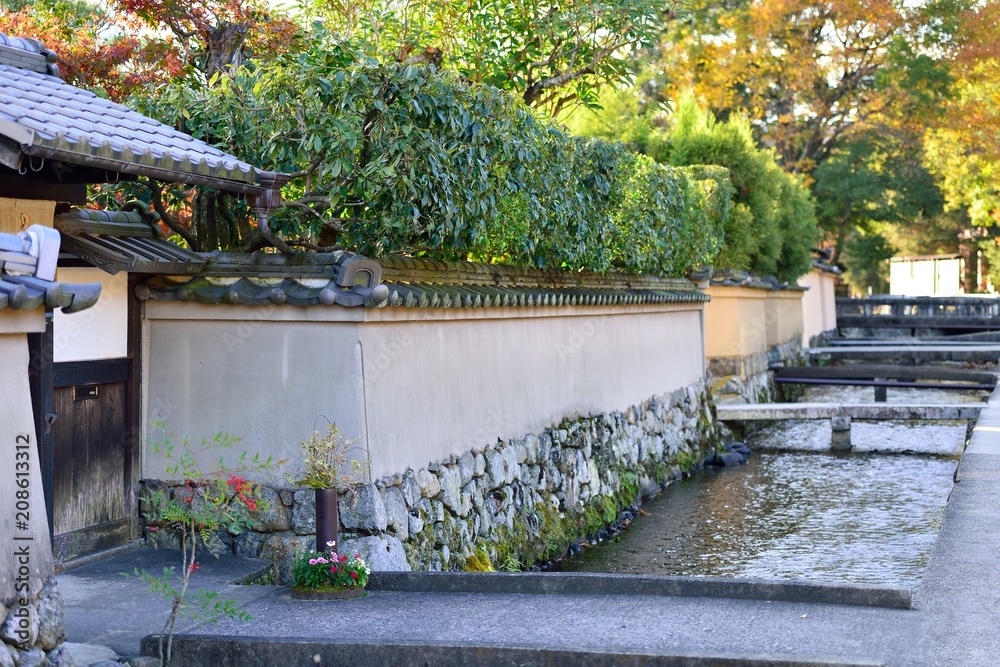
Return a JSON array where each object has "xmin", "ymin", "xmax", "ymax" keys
[
  {"xmin": 147, "ymin": 585, "xmax": 924, "ymax": 666},
  {"xmin": 58, "ymin": 546, "xmax": 275, "ymax": 657}
]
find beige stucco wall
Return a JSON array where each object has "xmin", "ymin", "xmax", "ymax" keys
[
  {"xmin": 53, "ymin": 268, "xmax": 128, "ymax": 362},
  {"xmin": 704, "ymin": 285, "xmax": 769, "ymax": 360},
  {"xmin": 0, "ymin": 328, "xmax": 55, "ymax": 601},
  {"xmin": 799, "ymin": 268, "xmax": 838, "ymax": 344},
  {"xmin": 142, "ymin": 301, "xmax": 706, "ymax": 481},
  {"xmin": 0, "ymin": 197, "xmax": 54, "ymax": 235},
  {"xmin": 764, "ymin": 289, "xmax": 805, "ymax": 348}
]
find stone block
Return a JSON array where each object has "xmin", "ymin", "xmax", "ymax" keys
[
  {"xmin": 339, "ymin": 535, "xmax": 411, "ymax": 571},
  {"xmin": 831, "ymin": 415, "xmax": 852, "ymax": 431},
  {"xmin": 340, "ymin": 484, "xmax": 388, "ymax": 533},
  {"xmin": 484, "ymin": 449, "xmax": 506, "ymax": 490},
  {"xmin": 260, "ymin": 534, "xmax": 314, "ymax": 585},
  {"xmin": 234, "ymin": 530, "xmax": 265, "ymax": 559},
  {"xmin": 244, "ymin": 485, "xmax": 291, "ymax": 532},
  {"xmin": 523, "ymin": 434, "xmax": 540, "ymax": 464},
  {"xmin": 457, "ymin": 452, "xmax": 475, "ymax": 486},
  {"xmin": 291, "ymin": 490, "xmax": 316, "ymax": 535},
  {"xmin": 415, "ymin": 469, "xmax": 441, "ymax": 499},
  {"xmin": 382, "ymin": 485, "xmax": 409, "ymax": 540},
  {"xmin": 34, "ymin": 579, "xmax": 65, "ymax": 650},
  {"xmin": 437, "ymin": 465, "xmax": 462, "ymax": 513},
  {"xmin": 401, "ymin": 470, "xmax": 420, "ymax": 507}
]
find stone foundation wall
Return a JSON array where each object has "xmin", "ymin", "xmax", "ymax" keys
[
  {"xmin": 709, "ymin": 338, "xmax": 806, "ymax": 405},
  {"xmin": 0, "ymin": 578, "xmax": 70, "ymax": 667},
  {"xmin": 141, "ymin": 380, "xmax": 723, "ymax": 581}
]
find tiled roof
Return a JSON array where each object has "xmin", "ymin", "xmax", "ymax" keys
[
  {"xmin": 134, "ymin": 254, "xmax": 708, "ymax": 309},
  {"xmin": 0, "ymin": 31, "xmax": 265, "ymax": 194},
  {"xmin": 0, "ymin": 271, "xmax": 100, "ymax": 312},
  {"xmin": 709, "ymin": 268, "xmax": 808, "ymax": 291},
  {"xmin": 56, "ymin": 208, "xmax": 206, "ymax": 275},
  {"xmin": 0, "ymin": 225, "xmax": 100, "ymax": 312}
]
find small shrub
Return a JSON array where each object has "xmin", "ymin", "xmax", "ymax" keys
[{"xmin": 292, "ymin": 543, "xmax": 371, "ymax": 591}]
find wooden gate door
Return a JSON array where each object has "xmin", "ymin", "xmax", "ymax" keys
[{"xmin": 50, "ymin": 358, "xmax": 134, "ymax": 561}]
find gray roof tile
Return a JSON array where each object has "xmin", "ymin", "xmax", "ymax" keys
[{"xmin": 0, "ymin": 31, "xmax": 270, "ymax": 194}]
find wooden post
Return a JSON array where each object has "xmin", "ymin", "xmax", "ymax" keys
[{"xmin": 27, "ymin": 311, "xmax": 55, "ymax": 542}]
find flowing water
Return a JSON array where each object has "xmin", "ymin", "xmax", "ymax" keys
[{"xmin": 560, "ymin": 384, "xmax": 979, "ymax": 588}]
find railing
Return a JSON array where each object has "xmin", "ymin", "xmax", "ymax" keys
[{"xmin": 836, "ymin": 296, "xmax": 1000, "ymax": 330}]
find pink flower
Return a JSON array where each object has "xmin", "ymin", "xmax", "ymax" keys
[
  {"xmin": 354, "ymin": 554, "xmax": 361, "ymax": 559},
  {"xmin": 309, "ymin": 559, "xmax": 318, "ymax": 565},
  {"xmin": 317, "ymin": 557, "xmax": 328, "ymax": 564},
  {"xmin": 330, "ymin": 553, "xmax": 340, "ymax": 563},
  {"xmin": 351, "ymin": 571, "xmax": 359, "ymax": 580},
  {"xmin": 330, "ymin": 566, "xmax": 338, "ymax": 573}
]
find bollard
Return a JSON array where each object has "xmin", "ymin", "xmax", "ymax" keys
[
  {"xmin": 874, "ymin": 378, "xmax": 887, "ymax": 403},
  {"xmin": 830, "ymin": 414, "xmax": 852, "ymax": 451}
]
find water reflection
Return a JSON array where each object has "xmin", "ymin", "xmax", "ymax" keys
[{"xmin": 560, "ymin": 451, "xmax": 957, "ymax": 588}]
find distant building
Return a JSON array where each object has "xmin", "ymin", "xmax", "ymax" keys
[{"xmin": 889, "ymin": 254, "xmax": 972, "ymax": 296}]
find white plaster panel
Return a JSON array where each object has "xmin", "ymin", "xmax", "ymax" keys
[
  {"xmin": 143, "ymin": 317, "xmax": 366, "ymax": 485},
  {"xmin": 358, "ymin": 307, "xmax": 706, "ymax": 477},
  {"xmin": 0, "ymin": 334, "xmax": 54, "ymax": 600},
  {"xmin": 799, "ymin": 269, "xmax": 837, "ymax": 344},
  {"xmin": 53, "ymin": 267, "xmax": 128, "ymax": 362}
]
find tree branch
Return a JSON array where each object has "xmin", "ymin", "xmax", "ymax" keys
[{"xmin": 148, "ymin": 180, "xmax": 199, "ymax": 250}]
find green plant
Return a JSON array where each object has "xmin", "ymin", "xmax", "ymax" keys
[
  {"xmin": 291, "ymin": 544, "xmax": 370, "ymax": 591},
  {"xmin": 464, "ymin": 549, "xmax": 495, "ymax": 572},
  {"xmin": 135, "ymin": 422, "xmax": 279, "ymax": 667},
  {"xmin": 287, "ymin": 423, "xmax": 366, "ymax": 490},
  {"xmin": 114, "ymin": 27, "xmax": 726, "ymax": 276}
]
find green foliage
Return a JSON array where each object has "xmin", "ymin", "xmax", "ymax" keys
[
  {"xmin": 291, "ymin": 546, "xmax": 371, "ymax": 590},
  {"xmin": 134, "ymin": 423, "xmax": 278, "ymax": 667},
  {"xmin": 569, "ymin": 89, "xmax": 816, "ymax": 281},
  {"xmin": 287, "ymin": 423, "xmax": 366, "ymax": 490},
  {"xmin": 312, "ymin": 0, "xmax": 674, "ymax": 116},
  {"xmin": 657, "ymin": 93, "xmax": 816, "ymax": 281},
  {"xmin": 841, "ymin": 230, "xmax": 895, "ymax": 295},
  {"xmin": 128, "ymin": 28, "xmax": 724, "ymax": 276}
]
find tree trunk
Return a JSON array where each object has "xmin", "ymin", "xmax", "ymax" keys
[{"xmin": 204, "ymin": 22, "xmax": 248, "ymax": 79}]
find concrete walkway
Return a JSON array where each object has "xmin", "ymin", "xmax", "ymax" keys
[{"xmin": 58, "ymin": 395, "xmax": 1000, "ymax": 667}]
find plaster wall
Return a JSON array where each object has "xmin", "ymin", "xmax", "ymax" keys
[
  {"xmin": 0, "ymin": 331, "xmax": 54, "ymax": 601},
  {"xmin": 799, "ymin": 268, "xmax": 838, "ymax": 344},
  {"xmin": 358, "ymin": 305, "xmax": 705, "ymax": 478},
  {"xmin": 0, "ymin": 197, "xmax": 54, "ymax": 235},
  {"xmin": 704, "ymin": 286, "xmax": 769, "ymax": 360},
  {"xmin": 142, "ymin": 302, "xmax": 706, "ymax": 481},
  {"xmin": 53, "ymin": 268, "xmax": 128, "ymax": 362},
  {"xmin": 142, "ymin": 306, "xmax": 366, "ymax": 486},
  {"xmin": 764, "ymin": 290, "xmax": 805, "ymax": 348}
]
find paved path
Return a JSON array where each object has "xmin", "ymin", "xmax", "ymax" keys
[{"xmin": 59, "ymin": 394, "xmax": 1000, "ymax": 667}]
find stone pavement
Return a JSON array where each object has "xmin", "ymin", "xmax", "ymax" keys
[{"xmin": 59, "ymin": 392, "xmax": 1000, "ymax": 667}]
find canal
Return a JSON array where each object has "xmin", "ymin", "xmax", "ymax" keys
[{"xmin": 560, "ymin": 384, "xmax": 980, "ymax": 589}]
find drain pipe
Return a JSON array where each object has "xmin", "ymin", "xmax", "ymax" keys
[{"xmin": 250, "ymin": 171, "xmax": 294, "ymax": 254}]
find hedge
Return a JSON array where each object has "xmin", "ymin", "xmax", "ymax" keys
[{"xmin": 129, "ymin": 30, "xmax": 728, "ymax": 277}]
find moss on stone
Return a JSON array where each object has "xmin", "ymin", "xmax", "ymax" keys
[{"xmin": 465, "ymin": 549, "xmax": 495, "ymax": 572}]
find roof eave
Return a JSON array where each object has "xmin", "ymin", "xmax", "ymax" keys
[{"xmin": 22, "ymin": 143, "xmax": 267, "ymax": 197}]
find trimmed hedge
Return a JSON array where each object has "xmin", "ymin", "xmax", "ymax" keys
[
  {"xmin": 130, "ymin": 30, "xmax": 727, "ymax": 277},
  {"xmin": 568, "ymin": 88, "xmax": 818, "ymax": 282}
]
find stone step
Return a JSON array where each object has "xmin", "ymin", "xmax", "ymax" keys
[{"xmin": 715, "ymin": 403, "xmax": 984, "ymax": 421}]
